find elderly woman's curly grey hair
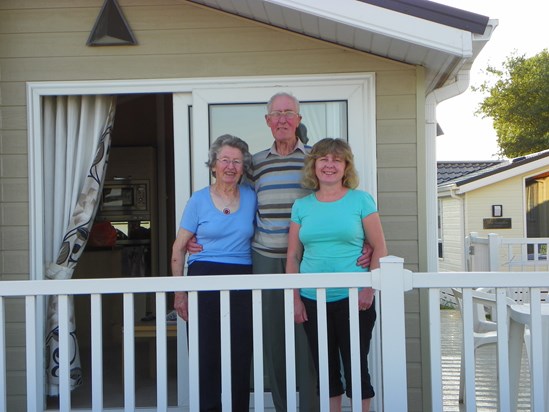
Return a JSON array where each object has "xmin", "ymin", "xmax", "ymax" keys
[{"xmin": 206, "ymin": 134, "xmax": 252, "ymax": 176}]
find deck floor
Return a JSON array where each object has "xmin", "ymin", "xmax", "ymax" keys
[{"xmin": 441, "ymin": 309, "xmax": 532, "ymax": 411}]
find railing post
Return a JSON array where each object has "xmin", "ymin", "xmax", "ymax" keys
[
  {"xmin": 465, "ymin": 233, "xmax": 471, "ymax": 272},
  {"xmin": 25, "ymin": 296, "xmax": 39, "ymax": 412},
  {"xmin": 373, "ymin": 256, "xmax": 411, "ymax": 411},
  {"xmin": 488, "ymin": 233, "xmax": 501, "ymax": 271},
  {"xmin": 466, "ymin": 232, "xmax": 478, "ymax": 272}
]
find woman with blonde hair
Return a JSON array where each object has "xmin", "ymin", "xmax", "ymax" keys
[{"xmin": 286, "ymin": 138, "xmax": 387, "ymax": 412}]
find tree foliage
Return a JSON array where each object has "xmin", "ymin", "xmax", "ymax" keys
[{"xmin": 474, "ymin": 49, "xmax": 549, "ymax": 158}]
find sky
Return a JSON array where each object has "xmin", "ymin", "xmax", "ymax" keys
[{"xmin": 434, "ymin": 0, "xmax": 548, "ymax": 161}]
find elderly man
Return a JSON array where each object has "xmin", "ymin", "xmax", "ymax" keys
[{"xmin": 249, "ymin": 92, "xmax": 319, "ymax": 412}]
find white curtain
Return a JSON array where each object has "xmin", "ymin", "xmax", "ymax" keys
[
  {"xmin": 300, "ymin": 101, "xmax": 347, "ymax": 142},
  {"xmin": 42, "ymin": 95, "xmax": 116, "ymax": 396}
]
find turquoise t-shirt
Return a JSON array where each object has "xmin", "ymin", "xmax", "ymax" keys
[
  {"xmin": 180, "ymin": 184, "xmax": 257, "ymax": 265},
  {"xmin": 290, "ymin": 189, "xmax": 377, "ymax": 302}
]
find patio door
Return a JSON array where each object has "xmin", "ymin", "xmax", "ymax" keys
[{"xmin": 172, "ymin": 75, "xmax": 381, "ymax": 410}]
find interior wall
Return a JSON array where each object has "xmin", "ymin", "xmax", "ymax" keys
[
  {"xmin": 110, "ymin": 93, "xmax": 175, "ymax": 278},
  {"xmin": 113, "ymin": 94, "xmax": 159, "ymax": 147}
]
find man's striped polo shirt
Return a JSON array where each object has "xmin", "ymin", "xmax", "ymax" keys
[{"xmin": 248, "ymin": 140, "xmax": 312, "ymax": 259}]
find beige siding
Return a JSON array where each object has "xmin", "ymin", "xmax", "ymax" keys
[
  {"xmin": 463, "ymin": 168, "xmax": 549, "ymax": 273},
  {"xmin": 0, "ymin": 3, "xmax": 403, "ymax": 82},
  {"xmin": 440, "ymin": 165, "xmax": 549, "ymax": 273},
  {"xmin": 0, "ymin": 1, "xmax": 423, "ymax": 409},
  {"xmin": 465, "ymin": 175, "xmax": 528, "ymax": 238},
  {"xmin": 438, "ymin": 195, "xmax": 466, "ymax": 272},
  {"xmin": 362, "ymin": 74, "xmax": 420, "ymax": 406}
]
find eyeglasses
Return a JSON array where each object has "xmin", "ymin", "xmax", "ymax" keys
[
  {"xmin": 268, "ymin": 110, "xmax": 299, "ymax": 120},
  {"xmin": 217, "ymin": 158, "xmax": 243, "ymax": 167}
]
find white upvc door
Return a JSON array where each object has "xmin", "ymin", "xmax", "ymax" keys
[{"xmin": 172, "ymin": 73, "xmax": 381, "ymax": 411}]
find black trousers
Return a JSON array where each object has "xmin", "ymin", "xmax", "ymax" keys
[
  {"xmin": 302, "ymin": 296, "xmax": 376, "ymax": 400},
  {"xmin": 187, "ymin": 261, "xmax": 253, "ymax": 412}
]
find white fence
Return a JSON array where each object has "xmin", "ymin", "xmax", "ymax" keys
[
  {"xmin": 1, "ymin": 256, "xmax": 548, "ymax": 411},
  {"xmin": 467, "ymin": 233, "xmax": 549, "ymax": 273},
  {"xmin": 467, "ymin": 233, "xmax": 549, "ymax": 303}
]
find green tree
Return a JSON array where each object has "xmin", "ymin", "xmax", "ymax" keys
[{"xmin": 474, "ymin": 49, "xmax": 549, "ymax": 158}]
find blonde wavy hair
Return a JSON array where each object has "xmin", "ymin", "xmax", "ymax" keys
[{"xmin": 302, "ymin": 138, "xmax": 359, "ymax": 190}]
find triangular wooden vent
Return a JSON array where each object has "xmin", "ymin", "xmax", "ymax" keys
[{"xmin": 87, "ymin": 0, "xmax": 137, "ymax": 46}]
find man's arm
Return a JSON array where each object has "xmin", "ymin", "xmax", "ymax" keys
[
  {"xmin": 357, "ymin": 241, "xmax": 374, "ymax": 268},
  {"xmin": 286, "ymin": 222, "xmax": 308, "ymax": 324}
]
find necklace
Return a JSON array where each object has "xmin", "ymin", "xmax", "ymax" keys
[{"xmin": 210, "ymin": 186, "xmax": 239, "ymax": 215}]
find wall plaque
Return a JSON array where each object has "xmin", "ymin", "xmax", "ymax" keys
[{"xmin": 483, "ymin": 218, "xmax": 512, "ymax": 229}]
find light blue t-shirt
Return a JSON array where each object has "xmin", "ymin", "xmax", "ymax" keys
[
  {"xmin": 180, "ymin": 184, "xmax": 257, "ymax": 265},
  {"xmin": 290, "ymin": 189, "xmax": 377, "ymax": 301}
]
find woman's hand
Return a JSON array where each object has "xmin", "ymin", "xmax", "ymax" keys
[
  {"xmin": 174, "ymin": 291, "xmax": 189, "ymax": 321},
  {"xmin": 294, "ymin": 296, "xmax": 308, "ymax": 324},
  {"xmin": 358, "ymin": 287, "xmax": 375, "ymax": 311}
]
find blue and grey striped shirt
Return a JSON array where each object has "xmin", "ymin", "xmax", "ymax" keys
[{"xmin": 247, "ymin": 140, "xmax": 312, "ymax": 258}]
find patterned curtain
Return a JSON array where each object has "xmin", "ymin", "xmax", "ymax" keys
[{"xmin": 42, "ymin": 95, "xmax": 116, "ymax": 396}]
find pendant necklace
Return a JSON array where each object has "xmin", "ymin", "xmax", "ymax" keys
[
  {"xmin": 220, "ymin": 193, "xmax": 235, "ymax": 215},
  {"xmin": 211, "ymin": 186, "xmax": 238, "ymax": 215}
]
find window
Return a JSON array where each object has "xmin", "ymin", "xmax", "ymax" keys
[{"xmin": 209, "ymin": 101, "xmax": 348, "ymax": 154}]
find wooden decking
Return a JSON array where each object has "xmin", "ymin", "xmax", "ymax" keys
[{"xmin": 441, "ymin": 309, "xmax": 532, "ymax": 411}]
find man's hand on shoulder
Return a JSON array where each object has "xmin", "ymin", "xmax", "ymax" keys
[{"xmin": 187, "ymin": 235, "xmax": 203, "ymax": 255}]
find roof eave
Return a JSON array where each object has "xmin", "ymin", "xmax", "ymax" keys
[
  {"xmin": 437, "ymin": 183, "xmax": 458, "ymax": 196},
  {"xmin": 189, "ymin": 0, "xmax": 495, "ymax": 93},
  {"xmin": 456, "ymin": 154, "xmax": 549, "ymax": 194},
  {"xmin": 429, "ymin": 19, "xmax": 497, "ymax": 92}
]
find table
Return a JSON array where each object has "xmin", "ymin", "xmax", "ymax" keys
[
  {"xmin": 124, "ymin": 322, "xmax": 178, "ymax": 378},
  {"xmin": 508, "ymin": 303, "xmax": 549, "ymax": 411},
  {"xmin": 134, "ymin": 321, "xmax": 177, "ymax": 338}
]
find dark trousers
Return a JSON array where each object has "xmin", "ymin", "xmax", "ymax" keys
[
  {"xmin": 252, "ymin": 251, "xmax": 320, "ymax": 412},
  {"xmin": 302, "ymin": 296, "xmax": 376, "ymax": 400},
  {"xmin": 187, "ymin": 261, "xmax": 253, "ymax": 412}
]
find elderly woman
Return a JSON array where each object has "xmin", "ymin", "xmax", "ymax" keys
[
  {"xmin": 171, "ymin": 134, "xmax": 256, "ymax": 412},
  {"xmin": 286, "ymin": 138, "xmax": 387, "ymax": 412}
]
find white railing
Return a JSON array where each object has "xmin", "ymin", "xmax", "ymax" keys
[
  {"xmin": 468, "ymin": 233, "xmax": 549, "ymax": 273},
  {"xmin": 1, "ymin": 256, "xmax": 548, "ymax": 412},
  {"xmin": 467, "ymin": 233, "xmax": 549, "ymax": 303},
  {"xmin": 465, "ymin": 233, "xmax": 491, "ymax": 272}
]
